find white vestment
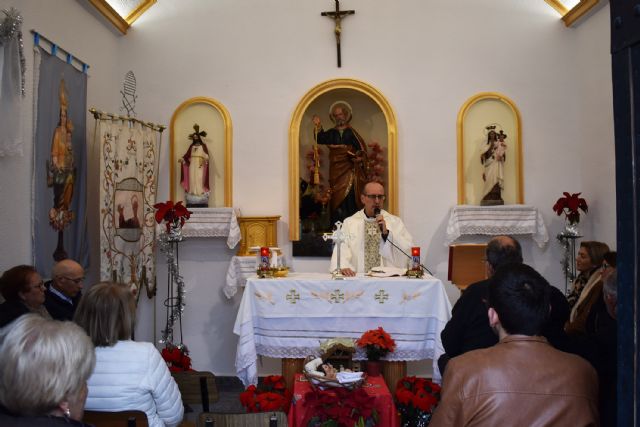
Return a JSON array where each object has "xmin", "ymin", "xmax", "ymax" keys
[{"xmin": 329, "ymin": 209, "xmax": 414, "ymax": 273}]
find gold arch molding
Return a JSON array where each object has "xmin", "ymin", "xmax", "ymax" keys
[
  {"xmin": 289, "ymin": 78, "xmax": 398, "ymax": 241},
  {"xmin": 456, "ymin": 92, "xmax": 523, "ymax": 206},
  {"xmin": 170, "ymin": 97, "xmax": 233, "ymax": 207}
]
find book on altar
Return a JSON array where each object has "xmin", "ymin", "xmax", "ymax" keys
[{"xmin": 367, "ymin": 267, "xmax": 407, "ymax": 277}]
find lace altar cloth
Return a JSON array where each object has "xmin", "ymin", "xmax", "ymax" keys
[
  {"xmin": 224, "ymin": 256, "xmax": 258, "ymax": 299},
  {"xmin": 233, "ymin": 273, "xmax": 452, "ymax": 386},
  {"xmin": 158, "ymin": 207, "xmax": 241, "ymax": 247},
  {"xmin": 445, "ymin": 205, "xmax": 549, "ymax": 248}
]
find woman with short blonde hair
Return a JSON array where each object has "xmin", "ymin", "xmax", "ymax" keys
[
  {"xmin": 75, "ymin": 282, "xmax": 183, "ymax": 427},
  {"xmin": 0, "ymin": 314, "xmax": 95, "ymax": 425}
]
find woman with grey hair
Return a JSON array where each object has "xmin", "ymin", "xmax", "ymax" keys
[
  {"xmin": 75, "ymin": 282, "xmax": 183, "ymax": 427},
  {"xmin": 0, "ymin": 314, "xmax": 95, "ymax": 426}
]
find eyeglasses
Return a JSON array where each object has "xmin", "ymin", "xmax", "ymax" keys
[
  {"xmin": 364, "ymin": 194, "xmax": 386, "ymax": 201},
  {"xmin": 62, "ymin": 276, "xmax": 85, "ymax": 284},
  {"xmin": 601, "ymin": 263, "xmax": 611, "ymax": 270},
  {"xmin": 28, "ymin": 281, "xmax": 45, "ymax": 291}
]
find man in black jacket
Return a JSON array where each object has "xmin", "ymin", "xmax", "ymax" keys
[{"xmin": 44, "ymin": 259, "xmax": 84, "ymax": 321}]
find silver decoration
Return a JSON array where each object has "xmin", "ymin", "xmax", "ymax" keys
[
  {"xmin": 557, "ymin": 225, "xmax": 581, "ymax": 296},
  {"xmin": 158, "ymin": 227, "xmax": 186, "ymax": 346},
  {"xmin": 0, "ymin": 8, "xmax": 25, "ymax": 96},
  {"xmin": 120, "ymin": 70, "xmax": 137, "ymax": 117}
]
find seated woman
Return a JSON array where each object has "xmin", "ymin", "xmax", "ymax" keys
[
  {"xmin": 74, "ymin": 282, "xmax": 183, "ymax": 427},
  {"xmin": 0, "ymin": 314, "xmax": 95, "ymax": 426},
  {"xmin": 0, "ymin": 265, "xmax": 51, "ymax": 328},
  {"xmin": 565, "ymin": 241, "xmax": 610, "ymax": 334}
]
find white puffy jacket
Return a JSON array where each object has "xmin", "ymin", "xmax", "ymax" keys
[{"xmin": 85, "ymin": 340, "xmax": 184, "ymax": 427}]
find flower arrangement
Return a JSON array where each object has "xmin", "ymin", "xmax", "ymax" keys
[
  {"xmin": 239, "ymin": 375, "xmax": 292, "ymax": 413},
  {"xmin": 367, "ymin": 141, "xmax": 386, "ymax": 185},
  {"xmin": 357, "ymin": 327, "xmax": 396, "ymax": 361},
  {"xmin": 395, "ymin": 376, "xmax": 441, "ymax": 426},
  {"xmin": 303, "ymin": 387, "xmax": 378, "ymax": 427},
  {"xmin": 153, "ymin": 200, "xmax": 192, "ymax": 233},
  {"xmin": 161, "ymin": 344, "xmax": 193, "ymax": 372},
  {"xmin": 552, "ymin": 192, "xmax": 588, "ymax": 225}
]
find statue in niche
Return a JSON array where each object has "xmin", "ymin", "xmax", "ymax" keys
[
  {"xmin": 179, "ymin": 124, "xmax": 210, "ymax": 207},
  {"xmin": 480, "ymin": 125, "xmax": 507, "ymax": 206},
  {"xmin": 312, "ymin": 101, "xmax": 369, "ymax": 225}
]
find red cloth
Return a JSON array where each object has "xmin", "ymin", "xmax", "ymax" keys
[{"xmin": 287, "ymin": 374, "xmax": 398, "ymax": 427}]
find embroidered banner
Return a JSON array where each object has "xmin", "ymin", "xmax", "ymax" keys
[
  {"xmin": 97, "ymin": 119, "xmax": 160, "ymax": 299},
  {"xmin": 33, "ymin": 46, "xmax": 88, "ymax": 276}
]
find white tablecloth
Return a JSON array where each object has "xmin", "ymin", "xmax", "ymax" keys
[
  {"xmin": 233, "ymin": 273, "xmax": 452, "ymax": 386},
  {"xmin": 224, "ymin": 256, "xmax": 257, "ymax": 299},
  {"xmin": 180, "ymin": 207, "xmax": 241, "ymax": 248},
  {"xmin": 445, "ymin": 205, "xmax": 549, "ymax": 247}
]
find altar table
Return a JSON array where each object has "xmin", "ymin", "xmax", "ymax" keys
[
  {"xmin": 287, "ymin": 373, "xmax": 399, "ymax": 427},
  {"xmin": 233, "ymin": 273, "xmax": 452, "ymax": 387}
]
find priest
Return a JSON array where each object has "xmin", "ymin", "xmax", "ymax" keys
[{"xmin": 330, "ymin": 181, "xmax": 414, "ymax": 276}]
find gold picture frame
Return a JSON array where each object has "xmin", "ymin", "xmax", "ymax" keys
[
  {"xmin": 289, "ymin": 78, "xmax": 397, "ymax": 245},
  {"xmin": 457, "ymin": 92, "xmax": 523, "ymax": 206},
  {"xmin": 170, "ymin": 97, "xmax": 233, "ymax": 207}
]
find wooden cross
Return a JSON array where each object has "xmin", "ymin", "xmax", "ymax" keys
[{"xmin": 321, "ymin": 0, "xmax": 355, "ymax": 67}]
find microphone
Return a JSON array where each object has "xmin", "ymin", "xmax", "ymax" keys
[
  {"xmin": 373, "ymin": 207, "xmax": 434, "ymax": 276},
  {"xmin": 374, "ymin": 207, "xmax": 383, "ymax": 232}
]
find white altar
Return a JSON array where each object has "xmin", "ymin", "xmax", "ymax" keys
[{"xmin": 233, "ymin": 273, "xmax": 452, "ymax": 386}]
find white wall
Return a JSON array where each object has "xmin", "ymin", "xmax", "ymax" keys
[{"xmin": 0, "ymin": 0, "xmax": 615, "ymax": 377}]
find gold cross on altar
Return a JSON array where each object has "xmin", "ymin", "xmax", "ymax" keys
[
  {"xmin": 374, "ymin": 290, "xmax": 389, "ymax": 304},
  {"xmin": 321, "ymin": 0, "xmax": 355, "ymax": 67},
  {"xmin": 286, "ymin": 289, "xmax": 300, "ymax": 304}
]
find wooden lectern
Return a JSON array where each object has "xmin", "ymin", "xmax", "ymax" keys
[{"xmin": 448, "ymin": 243, "xmax": 487, "ymax": 291}]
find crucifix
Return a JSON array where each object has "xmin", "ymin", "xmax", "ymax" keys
[
  {"xmin": 321, "ymin": 0, "xmax": 355, "ymax": 67},
  {"xmin": 323, "ymin": 220, "xmax": 352, "ymax": 280}
]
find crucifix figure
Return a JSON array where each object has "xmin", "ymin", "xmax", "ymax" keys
[
  {"xmin": 321, "ymin": 0, "xmax": 355, "ymax": 67},
  {"xmin": 323, "ymin": 220, "xmax": 352, "ymax": 280}
]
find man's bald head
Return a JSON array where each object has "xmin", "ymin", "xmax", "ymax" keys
[
  {"xmin": 485, "ymin": 235, "xmax": 523, "ymax": 277},
  {"xmin": 51, "ymin": 259, "xmax": 85, "ymax": 298}
]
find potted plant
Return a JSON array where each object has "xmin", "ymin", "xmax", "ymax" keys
[
  {"xmin": 395, "ymin": 376, "xmax": 441, "ymax": 426},
  {"xmin": 552, "ymin": 192, "xmax": 588, "ymax": 235},
  {"xmin": 356, "ymin": 327, "xmax": 396, "ymax": 376},
  {"xmin": 239, "ymin": 375, "xmax": 292, "ymax": 413}
]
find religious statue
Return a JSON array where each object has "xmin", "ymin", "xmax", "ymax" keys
[
  {"xmin": 312, "ymin": 101, "xmax": 369, "ymax": 225},
  {"xmin": 480, "ymin": 125, "xmax": 507, "ymax": 206},
  {"xmin": 47, "ymin": 79, "xmax": 76, "ymax": 232},
  {"xmin": 179, "ymin": 124, "xmax": 210, "ymax": 207}
]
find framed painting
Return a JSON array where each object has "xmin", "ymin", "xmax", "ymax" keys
[
  {"xmin": 170, "ymin": 97, "xmax": 233, "ymax": 208},
  {"xmin": 289, "ymin": 78, "xmax": 397, "ymax": 256},
  {"xmin": 457, "ymin": 92, "xmax": 523, "ymax": 206}
]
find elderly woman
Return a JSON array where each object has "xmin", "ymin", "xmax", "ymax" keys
[
  {"xmin": 565, "ymin": 241, "xmax": 610, "ymax": 334},
  {"xmin": 0, "ymin": 314, "xmax": 95, "ymax": 426},
  {"xmin": 74, "ymin": 282, "xmax": 183, "ymax": 427},
  {"xmin": 0, "ymin": 265, "xmax": 51, "ymax": 328}
]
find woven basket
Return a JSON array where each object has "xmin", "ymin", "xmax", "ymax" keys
[{"xmin": 303, "ymin": 355, "xmax": 365, "ymax": 390}]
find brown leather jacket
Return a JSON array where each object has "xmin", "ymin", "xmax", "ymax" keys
[{"xmin": 430, "ymin": 335, "xmax": 599, "ymax": 427}]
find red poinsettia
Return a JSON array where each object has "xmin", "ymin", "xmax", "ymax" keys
[
  {"xmin": 303, "ymin": 387, "xmax": 378, "ymax": 427},
  {"xmin": 161, "ymin": 344, "xmax": 193, "ymax": 372},
  {"xmin": 239, "ymin": 375, "xmax": 291, "ymax": 413},
  {"xmin": 357, "ymin": 327, "xmax": 396, "ymax": 361},
  {"xmin": 395, "ymin": 376, "xmax": 441, "ymax": 424},
  {"xmin": 552, "ymin": 192, "xmax": 588, "ymax": 225},
  {"xmin": 153, "ymin": 200, "xmax": 192, "ymax": 232}
]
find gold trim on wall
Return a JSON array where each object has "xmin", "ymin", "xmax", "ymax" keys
[
  {"xmin": 543, "ymin": 0, "xmax": 569, "ymax": 16},
  {"xmin": 289, "ymin": 78, "xmax": 398, "ymax": 241},
  {"xmin": 562, "ymin": 0, "xmax": 600, "ymax": 27},
  {"xmin": 88, "ymin": 0, "xmax": 157, "ymax": 34},
  {"xmin": 456, "ymin": 92, "xmax": 523, "ymax": 205},
  {"xmin": 170, "ymin": 97, "xmax": 233, "ymax": 207}
]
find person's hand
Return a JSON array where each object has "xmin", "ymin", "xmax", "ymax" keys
[
  {"xmin": 312, "ymin": 115, "xmax": 321, "ymax": 126},
  {"xmin": 375, "ymin": 212, "xmax": 388, "ymax": 235},
  {"xmin": 340, "ymin": 268, "xmax": 356, "ymax": 277},
  {"xmin": 178, "ymin": 158, "xmax": 184, "ymax": 164}
]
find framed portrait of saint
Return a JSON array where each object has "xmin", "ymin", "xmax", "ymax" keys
[
  {"xmin": 457, "ymin": 92, "xmax": 523, "ymax": 206},
  {"xmin": 289, "ymin": 78, "xmax": 398, "ymax": 257},
  {"xmin": 170, "ymin": 97, "xmax": 233, "ymax": 208}
]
